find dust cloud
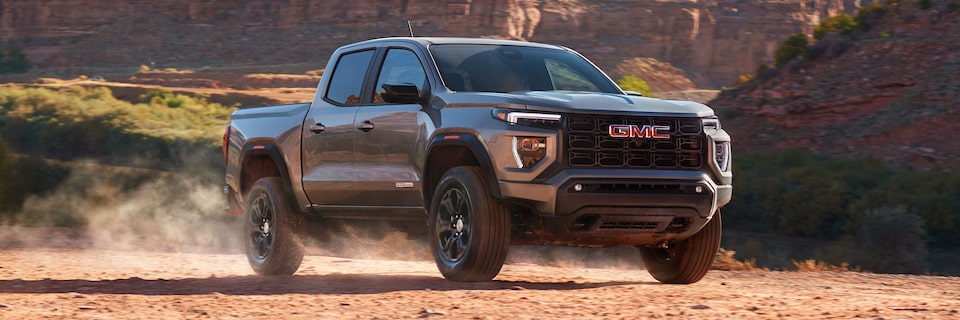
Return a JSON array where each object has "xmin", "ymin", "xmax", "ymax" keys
[
  {"xmin": 1, "ymin": 160, "xmax": 240, "ymax": 254},
  {"xmin": 1, "ymin": 160, "xmax": 644, "ymax": 271}
]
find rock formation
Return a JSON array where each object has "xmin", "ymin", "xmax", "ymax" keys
[
  {"xmin": 2, "ymin": 0, "xmax": 855, "ymax": 87},
  {"xmin": 709, "ymin": 2, "xmax": 960, "ymax": 169}
]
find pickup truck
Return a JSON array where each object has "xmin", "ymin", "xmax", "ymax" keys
[{"xmin": 223, "ymin": 37, "xmax": 732, "ymax": 284}]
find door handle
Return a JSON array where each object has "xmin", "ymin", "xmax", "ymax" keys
[
  {"xmin": 308, "ymin": 124, "xmax": 326, "ymax": 133},
  {"xmin": 356, "ymin": 121, "xmax": 375, "ymax": 132}
]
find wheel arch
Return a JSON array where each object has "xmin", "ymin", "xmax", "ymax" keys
[
  {"xmin": 423, "ymin": 133, "xmax": 502, "ymax": 205},
  {"xmin": 238, "ymin": 142, "xmax": 297, "ymax": 209}
]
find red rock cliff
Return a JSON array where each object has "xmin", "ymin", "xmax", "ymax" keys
[{"xmin": 1, "ymin": 0, "xmax": 855, "ymax": 87}]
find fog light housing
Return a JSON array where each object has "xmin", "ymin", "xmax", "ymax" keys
[
  {"xmin": 715, "ymin": 141, "xmax": 731, "ymax": 172},
  {"xmin": 513, "ymin": 136, "xmax": 547, "ymax": 168}
]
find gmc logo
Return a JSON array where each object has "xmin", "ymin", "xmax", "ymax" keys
[{"xmin": 608, "ymin": 124, "xmax": 671, "ymax": 139}]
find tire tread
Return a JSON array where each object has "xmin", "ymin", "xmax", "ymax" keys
[
  {"xmin": 244, "ymin": 177, "xmax": 305, "ymax": 276},
  {"xmin": 640, "ymin": 211, "xmax": 722, "ymax": 284},
  {"xmin": 430, "ymin": 166, "xmax": 510, "ymax": 282}
]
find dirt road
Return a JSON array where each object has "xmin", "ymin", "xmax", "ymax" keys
[{"xmin": 1, "ymin": 248, "xmax": 958, "ymax": 319}]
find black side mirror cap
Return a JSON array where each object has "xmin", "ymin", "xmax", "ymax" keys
[{"xmin": 381, "ymin": 83, "xmax": 423, "ymax": 104}]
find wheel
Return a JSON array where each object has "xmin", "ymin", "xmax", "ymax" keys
[
  {"xmin": 639, "ymin": 210, "xmax": 722, "ymax": 284},
  {"xmin": 243, "ymin": 177, "xmax": 305, "ymax": 275},
  {"xmin": 429, "ymin": 166, "xmax": 510, "ymax": 282}
]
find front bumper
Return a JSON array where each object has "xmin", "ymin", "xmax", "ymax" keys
[{"xmin": 499, "ymin": 169, "xmax": 731, "ymax": 246}]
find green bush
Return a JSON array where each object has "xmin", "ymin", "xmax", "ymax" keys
[
  {"xmin": 814, "ymin": 14, "xmax": 859, "ymax": 40},
  {"xmin": 0, "ymin": 44, "xmax": 32, "ymax": 74},
  {"xmin": 616, "ymin": 75, "xmax": 654, "ymax": 97},
  {"xmin": 856, "ymin": 3, "xmax": 888, "ymax": 31},
  {"xmin": 726, "ymin": 148, "xmax": 960, "ymax": 246},
  {"xmin": 724, "ymin": 148, "xmax": 960, "ymax": 274},
  {"xmin": 0, "ymin": 85, "xmax": 233, "ymax": 222},
  {"xmin": 774, "ymin": 34, "xmax": 808, "ymax": 66},
  {"xmin": 854, "ymin": 207, "xmax": 927, "ymax": 274},
  {"xmin": 731, "ymin": 74, "xmax": 753, "ymax": 87},
  {"xmin": 0, "ymin": 86, "xmax": 234, "ymax": 168}
]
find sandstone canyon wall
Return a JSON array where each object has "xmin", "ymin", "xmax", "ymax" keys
[{"xmin": 1, "ymin": 0, "xmax": 859, "ymax": 87}]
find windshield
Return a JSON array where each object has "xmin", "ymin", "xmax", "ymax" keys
[{"xmin": 429, "ymin": 44, "xmax": 621, "ymax": 94}]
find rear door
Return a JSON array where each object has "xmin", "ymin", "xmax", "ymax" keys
[
  {"xmin": 353, "ymin": 47, "xmax": 432, "ymax": 207},
  {"xmin": 301, "ymin": 49, "xmax": 375, "ymax": 206}
]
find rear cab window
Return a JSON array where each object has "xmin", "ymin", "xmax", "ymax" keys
[{"xmin": 325, "ymin": 50, "xmax": 375, "ymax": 105}]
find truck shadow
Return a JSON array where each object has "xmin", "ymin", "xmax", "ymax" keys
[{"xmin": 0, "ymin": 274, "xmax": 657, "ymax": 295}]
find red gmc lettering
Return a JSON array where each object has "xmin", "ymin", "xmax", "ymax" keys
[{"xmin": 608, "ymin": 124, "xmax": 670, "ymax": 139}]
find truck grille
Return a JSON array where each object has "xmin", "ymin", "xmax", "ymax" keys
[{"xmin": 565, "ymin": 114, "xmax": 705, "ymax": 169}]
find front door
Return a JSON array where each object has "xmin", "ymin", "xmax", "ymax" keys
[{"xmin": 353, "ymin": 48, "xmax": 431, "ymax": 207}]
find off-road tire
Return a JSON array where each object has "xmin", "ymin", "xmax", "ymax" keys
[
  {"xmin": 429, "ymin": 166, "xmax": 510, "ymax": 282},
  {"xmin": 639, "ymin": 211, "xmax": 722, "ymax": 284},
  {"xmin": 243, "ymin": 177, "xmax": 305, "ymax": 275}
]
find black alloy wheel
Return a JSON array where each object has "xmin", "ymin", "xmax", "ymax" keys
[
  {"xmin": 429, "ymin": 166, "xmax": 510, "ymax": 282},
  {"xmin": 243, "ymin": 177, "xmax": 305, "ymax": 275}
]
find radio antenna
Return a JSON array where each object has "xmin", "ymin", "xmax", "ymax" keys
[{"xmin": 407, "ymin": 20, "xmax": 415, "ymax": 37}]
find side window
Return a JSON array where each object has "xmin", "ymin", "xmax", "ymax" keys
[
  {"xmin": 373, "ymin": 49, "xmax": 427, "ymax": 103},
  {"xmin": 326, "ymin": 50, "xmax": 375, "ymax": 105},
  {"xmin": 544, "ymin": 59, "xmax": 600, "ymax": 92}
]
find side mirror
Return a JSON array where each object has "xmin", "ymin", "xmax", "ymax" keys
[{"xmin": 381, "ymin": 83, "xmax": 423, "ymax": 104}]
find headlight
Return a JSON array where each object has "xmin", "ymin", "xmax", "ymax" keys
[
  {"xmin": 715, "ymin": 141, "xmax": 731, "ymax": 172},
  {"xmin": 492, "ymin": 109, "xmax": 561, "ymax": 128}
]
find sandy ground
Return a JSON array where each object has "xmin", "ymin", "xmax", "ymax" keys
[{"xmin": 1, "ymin": 247, "xmax": 958, "ymax": 319}]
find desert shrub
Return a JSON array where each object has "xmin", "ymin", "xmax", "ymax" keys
[
  {"xmin": 792, "ymin": 259, "xmax": 858, "ymax": 272},
  {"xmin": 616, "ymin": 75, "xmax": 654, "ymax": 97},
  {"xmin": 849, "ymin": 171, "xmax": 960, "ymax": 247},
  {"xmin": 0, "ymin": 155, "xmax": 72, "ymax": 219},
  {"xmin": 0, "ymin": 85, "xmax": 233, "ymax": 223},
  {"xmin": 774, "ymin": 34, "xmax": 808, "ymax": 66},
  {"xmin": 853, "ymin": 207, "xmax": 927, "ymax": 274},
  {"xmin": 727, "ymin": 148, "xmax": 959, "ymax": 242},
  {"xmin": 0, "ymin": 44, "xmax": 32, "ymax": 74},
  {"xmin": 805, "ymin": 37, "xmax": 854, "ymax": 60},
  {"xmin": 814, "ymin": 14, "xmax": 859, "ymax": 40},
  {"xmin": 725, "ymin": 148, "xmax": 960, "ymax": 274},
  {"xmin": 732, "ymin": 74, "xmax": 753, "ymax": 87},
  {"xmin": 776, "ymin": 168, "xmax": 853, "ymax": 237},
  {"xmin": 755, "ymin": 64, "xmax": 779, "ymax": 81},
  {"xmin": 713, "ymin": 248, "xmax": 765, "ymax": 271},
  {"xmin": 0, "ymin": 86, "xmax": 233, "ymax": 168},
  {"xmin": 856, "ymin": 3, "xmax": 888, "ymax": 31}
]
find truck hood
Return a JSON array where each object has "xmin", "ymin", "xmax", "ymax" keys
[{"xmin": 438, "ymin": 91, "xmax": 715, "ymax": 118}]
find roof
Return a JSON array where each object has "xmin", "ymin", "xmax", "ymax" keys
[{"xmin": 343, "ymin": 37, "xmax": 566, "ymax": 50}]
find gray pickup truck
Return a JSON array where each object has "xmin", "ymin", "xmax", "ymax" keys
[{"xmin": 223, "ymin": 37, "xmax": 732, "ymax": 284}]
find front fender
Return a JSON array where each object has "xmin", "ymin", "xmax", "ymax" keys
[{"xmin": 424, "ymin": 132, "xmax": 502, "ymax": 202}]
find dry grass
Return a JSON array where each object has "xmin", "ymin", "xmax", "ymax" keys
[
  {"xmin": 792, "ymin": 259, "xmax": 861, "ymax": 272},
  {"xmin": 713, "ymin": 249, "xmax": 863, "ymax": 273},
  {"xmin": 712, "ymin": 248, "xmax": 767, "ymax": 271}
]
